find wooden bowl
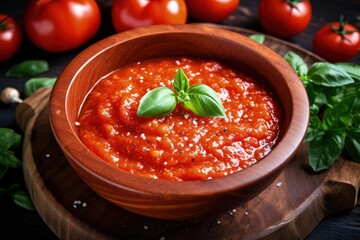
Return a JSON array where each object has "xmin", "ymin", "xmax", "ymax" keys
[{"xmin": 49, "ymin": 24, "xmax": 309, "ymax": 220}]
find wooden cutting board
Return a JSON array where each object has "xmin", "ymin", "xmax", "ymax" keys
[{"xmin": 16, "ymin": 26, "xmax": 360, "ymax": 240}]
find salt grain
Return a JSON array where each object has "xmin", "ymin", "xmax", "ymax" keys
[
  {"xmin": 45, "ymin": 154, "xmax": 50, "ymax": 158},
  {"xmin": 276, "ymin": 182, "xmax": 282, "ymax": 187}
]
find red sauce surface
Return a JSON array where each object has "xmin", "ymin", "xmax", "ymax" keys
[{"xmin": 77, "ymin": 57, "xmax": 281, "ymax": 181}]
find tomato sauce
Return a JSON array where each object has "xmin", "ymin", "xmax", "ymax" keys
[{"xmin": 77, "ymin": 57, "xmax": 281, "ymax": 181}]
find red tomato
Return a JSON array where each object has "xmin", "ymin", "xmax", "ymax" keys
[
  {"xmin": 24, "ymin": 0, "xmax": 101, "ymax": 53},
  {"xmin": 111, "ymin": 0, "xmax": 187, "ymax": 32},
  {"xmin": 0, "ymin": 14, "xmax": 23, "ymax": 63},
  {"xmin": 313, "ymin": 21, "xmax": 360, "ymax": 62},
  {"xmin": 186, "ymin": 0, "xmax": 239, "ymax": 23},
  {"xmin": 258, "ymin": 0, "xmax": 312, "ymax": 38}
]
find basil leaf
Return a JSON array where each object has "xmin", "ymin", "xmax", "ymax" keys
[
  {"xmin": 6, "ymin": 60, "xmax": 49, "ymax": 77},
  {"xmin": 24, "ymin": 77, "xmax": 57, "ymax": 97},
  {"xmin": 350, "ymin": 96, "xmax": 360, "ymax": 128},
  {"xmin": 249, "ymin": 34, "xmax": 265, "ymax": 44},
  {"xmin": 308, "ymin": 62, "xmax": 354, "ymax": 87},
  {"xmin": 183, "ymin": 84, "xmax": 226, "ymax": 118},
  {"xmin": 303, "ymin": 81, "xmax": 315, "ymax": 106},
  {"xmin": 0, "ymin": 165, "xmax": 8, "ymax": 179},
  {"xmin": 345, "ymin": 129, "xmax": 360, "ymax": 162},
  {"xmin": 284, "ymin": 51, "xmax": 308, "ymax": 76},
  {"xmin": 310, "ymin": 104, "xmax": 320, "ymax": 117},
  {"xmin": 0, "ymin": 128, "xmax": 21, "ymax": 149},
  {"xmin": 173, "ymin": 68, "xmax": 189, "ymax": 93},
  {"xmin": 335, "ymin": 62, "xmax": 360, "ymax": 81},
  {"xmin": 309, "ymin": 131, "xmax": 345, "ymax": 171},
  {"xmin": 137, "ymin": 87, "xmax": 177, "ymax": 117},
  {"xmin": 0, "ymin": 146, "xmax": 22, "ymax": 168},
  {"xmin": 12, "ymin": 190, "xmax": 35, "ymax": 211},
  {"xmin": 322, "ymin": 95, "xmax": 355, "ymax": 130},
  {"xmin": 304, "ymin": 116, "xmax": 322, "ymax": 142},
  {"xmin": 313, "ymin": 84, "xmax": 328, "ymax": 106}
]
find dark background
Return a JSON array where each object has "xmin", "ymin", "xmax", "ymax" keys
[{"xmin": 1, "ymin": 0, "xmax": 360, "ymax": 239}]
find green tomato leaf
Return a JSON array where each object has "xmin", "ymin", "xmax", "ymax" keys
[
  {"xmin": 308, "ymin": 62, "xmax": 354, "ymax": 87},
  {"xmin": 5, "ymin": 60, "xmax": 49, "ymax": 77},
  {"xmin": 345, "ymin": 129, "xmax": 360, "ymax": 162},
  {"xmin": 284, "ymin": 51, "xmax": 308, "ymax": 77},
  {"xmin": 173, "ymin": 68, "xmax": 189, "ymax": 93},
  {"xmin": 335, "ymin": 62, "xmax": 360, "ymax": 81},
  {"xmin": 137, "ymin": 87, "xmax": 177, "ymax": 117},
  {"xmin": 309, "ymin": 131, "xmax": 345, "ymax": 172},
  {"xmin": 11, "ymin": 190, "xmax": 35, "ymax": 211},
  {"xmin": 249, "ymin": 34, "xmax": 265, "ymax": 44},
  {"xmin": 24, "ymin": 77, "xmax": 57, "ymax": 97},
  {"xmin": 182, "ymin": 84, "xmax": 226, "ymax": 118}
]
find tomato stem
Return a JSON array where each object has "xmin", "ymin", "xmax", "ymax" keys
[
  {"xmin": 286, "ymin": 0, "xmax": 304, "ymax": 8},
  {"xmin": 0, "ymin": 17, "xmax": 14, "ymax": 31},
  {"xmin": 331, "ymin": 15, "xmax": 357, "ymax": 43}
]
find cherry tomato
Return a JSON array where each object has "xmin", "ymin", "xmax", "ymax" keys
[
  {"xmin": 313, "ymin": 21, "xmax": 360, "ymax": 62},
  {"xmin": 258, "ymin": 0, "xmax": 312, "ymax": 38},
  {"xmin": 111, "ymin": 0, "xmax": 187, "ymax": 32},
  {"xmin": 186, "ymin": 0, "xmax": 239, "ymax": 23},
  {"xmin": 0, "ymin": 14, "xmax": 23, "ymax": 63},
  {"xmin": 24, "ymin": 0, "xmax": 101, "ymax": 53}
]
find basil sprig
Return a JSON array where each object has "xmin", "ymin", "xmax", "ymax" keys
[
  {"xmin": 137, "ymin": 68, "xmax": 226, "ymax": 118},
  {"xmin": 284, "ymin": 51, "xmax": 360, "ymax": 171}
]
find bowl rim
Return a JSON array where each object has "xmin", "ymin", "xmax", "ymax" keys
[{"xmin": 49, "ymin": 24, "xmax": 309, "ymax": 197}]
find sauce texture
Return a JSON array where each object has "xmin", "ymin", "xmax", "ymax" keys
[{"xmin": 77, "ymin": 57, "xmax": 281, "ymax": 181}]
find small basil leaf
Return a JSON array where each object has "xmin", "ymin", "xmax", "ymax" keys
[
  {"xmin": 0, "ymin": 146, "xmax": 22, "ymax": 168},
  {"xmin": 6, "ymin": 60, "xmax": 49, "ymax": 77},
  {"xmin": 0, "ymin": 128, "xmax": 22, "ymax": 149},
  {"xmin": 24, "ymin": 77, "xmax": 57, "ymax": 97},
  {"xmin": 310, "ymin": 104, "xmax": 320, "ymax": 117},
  {"xmin": 249, "ymin": 34, "xmax": 265, "ymax": 44},
  {"xmin": 345, "ymin": 129, "xmax": 360, "ymax": 162},
  {"xmin": 11, "ymin": 190, "xmax": 35, "ymax": 211},
  {"xmin": 308, "ymin": 62, "xmax": 354, "ymax": 87},
  {"xmin": 173, "ymin": 68, "xmax": 189, "ymax": 93},
  {"xmin": 350, "ymin": 97, "xmax": 360, "ymax": 128},
  {"xmin": 137, "ymin": 87, "xmax": 177, "ymax": 117},
  {"xmin": 304, "ymin": 116, "xmax": 322, "ymax": 142},
  {"xmin": 322, "ymin": 95, "xmax": 355, "ymax": 130},
  {"xmin": 335, "ymin": 62, "xmax": 360, "ymax": 81},
  {"xmin": 309, "ymin": 131, "xmax": 345, "ymax": 171},
  {"xmin": 0, "ymin": 165, "xmax": 8, "ymax": 179},
  {"xmin": 284, "ymin": 51, "xmax": 308, "ymax": 76},
  {"xmin": 303, "ymin": 81, "xmax": 315, "ymax": 106},
  {"xmin": 183, "ymin": 84, "xmax": 226, "ymax": 118}
]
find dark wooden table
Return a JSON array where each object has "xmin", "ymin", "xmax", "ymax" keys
[{"xmin": 1, "ymin": 0, "xmax": 359, "ymax": 239}]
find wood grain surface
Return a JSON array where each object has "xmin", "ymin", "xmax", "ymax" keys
[{"xmin": 17, "ymin": 26, "xmax": 360, "ymax": 240}]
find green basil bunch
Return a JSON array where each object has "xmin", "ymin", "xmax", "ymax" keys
[
  {"xmin": 284, "ymin": 51, "xmax": 360, "ymax": 171},
  {"xmin": 137, "ymin": 68, "xmax": 226, "ymax": 118}
]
